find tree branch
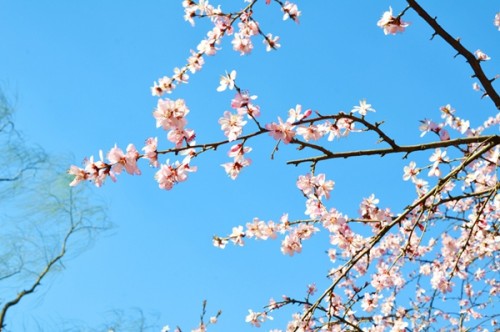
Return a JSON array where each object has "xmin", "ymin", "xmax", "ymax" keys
[
  {"xmin": 406, "ymin": 0, "xmax": 500, "ymax": 110},
  {"xmin": 0, "ymin": 207, "xmax": 78, "ymax": 331},
  {"xmin": 287, "ymin": 135, "xmax": 499, "ymax": 166}
]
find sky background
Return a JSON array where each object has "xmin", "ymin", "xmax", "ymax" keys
[{"xmin": 0, "ymin": 0, "xmax": 499, "ymax": 331}]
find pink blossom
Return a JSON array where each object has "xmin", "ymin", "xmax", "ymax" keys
[
  {"xmin": 419, "ymin": 119, "xmax": 439, "ymax": 137},
  {"xmin": 359, "ymin": 194, "xmax": 380, "ymax": 219},
  {"xmin": 173, "ymin": 67, "xmax": 189, "ymax": 84},
  {"xmin": 238, "ymin": 20, "xmax": 259, "ymax": 37},
  {"xmin": 197, "ymin": 36, "xmax": 218, "ymax": 56},
  {"xmin": 221, "ymin": 156, "xmax": 251, "ymax": 180},
  {"xmin": 153, "ymin": 98, "xmax": 189, "ymax": 131},
  {"xmin": 230, "ymin": 225, "xmax": 245, "ymax": 246},
  {"xmin": 107, "ymin": 144, "xmax": 141, "ymax": 176},
  {"xmin": 295, "ymin": 224, "xmax": 318, "ymax": 240},
  {"xmin": 68, "ymin": 165, "xmax": 88, "ymax": 186},
  {"xmin": 495, "ymin": 13, "xmax": 500, "ymax": 30},
  {"xmin": 391, "ymin": 319, "xmax": 408, "ymax": 332},
  {"xmin": 214, "ymin": 16, "xmax": 233, "ymax": 35},
  {"xmin": 313, "ymin": 173, "xmax": 335, "ymax": 199},
  {"xmin": 142, "ymin": 137, "xmax": 159, "ymax": 167},
  {"xmin": 83, "ymin": 154, "xmax": 108, "ymax": 187},
  {"xmin": 429, "ymin": 148, "xmax": 449, "ymax": 164},
  {"xmin": 245, "ymin": 218, "xmax": 277, "ymax": 240},
  {"xmin": 403, "ymin": 161, "xmax": 419, "ymax": 181},
  {"xmin": 218, "ymin": 111, "xmax": 247, "ymax": 141},
  {"xmin": 306, "ymin": 283, "xmax": 316, "ymax": 296},
  {"xmin": 227, "ymin": 143, "xmax": 252, "ymax": 158},
  {"xmin": 327, "ymin": 248, "xmax": 337, "ymax": 262},
  {"xmin": 377, "ymin": 7, "xmax": 410, "ymax": 35},
  {"xmin": 296, "ymin": 124, "xmax": 324, "ymax": 141},
  {"xmin": 231, "ymin": 92, "xmax": 260, "ymax": 117},
  {"xmin": 167, "ymin": 128, "xmax": 195, "ymax": 147},
  {"xmin": 217, "ymin": 70, "xmax": 236, "ymax": 92},
  {"xmin": 282, "ymin": 1, "xmax": 300, "ymax": 23},
  {"xmin": 287, "ymin": 104, "xmax": 311, "ymax": 122},
  {"xmin": 154, "ymin": 159, "xmax": 196, "ymax": 190},
  {"xmin": 281, "ymin": 233, "xmax": 302, "ymax": 256},
  {"xmin": 430, "ymin": 269, "xmax": 453, "ymax": 293},
  {"xmin": 474, "ymin": 49, "xmax": 491, "ymax": 61},
  {"xmin": 305, "ymin": 197, "xmax": 327, "ymax": 219},
  {"xmin": 263, "ymin": 34, "xmax": 281, "ymax": 51},
  {"xmin": 351, "ymin": 99, "xmax": 375, "ymax": 116},
  {"xmin": 439, "ymin": 128, "xmax": 450, "ymax": 141},
  {"xmin": 187, "ymin": 51, "xmax": 204, "ymax": 73},
  {"xmin": 245, "ymin": 310, "xmax": 272, "ymax": 327},
  {"xmin": 296, "ymin": 173, "xmax": 315, "ymax": 196},
  {"xmin": 213, "ymin": 236, "xmax": 228, "ymax": 249},
  {"xmin": 266, "ymin": 117, "xmax": 295, "ymax": 143},
  {"xmin": 151, "ymin": 76, "xmax": 175, "ymax": 96},
  {"xmin": 474, "ymin": 268, "xmax": 486, "ymax": 281},
  {"xmin": 231, "ymin": 33, "xmax": 253, "ymax": 55},
  {"xmin": 361, "ymin": 293, "xmax": 380, "ymax": 312},
  {"xmin": 183, "ymin": 2, "xmax": 197, "ymax": 26}
]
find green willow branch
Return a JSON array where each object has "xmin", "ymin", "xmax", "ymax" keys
[{"xmin": 0, "ymin": 190, "xmax": 79, "ymax": 332}]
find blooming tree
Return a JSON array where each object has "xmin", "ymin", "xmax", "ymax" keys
[{"xmin": 70, "ymin": 1, "xmax": 499, "ymax": 331}]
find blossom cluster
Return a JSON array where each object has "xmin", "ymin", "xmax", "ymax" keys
[
  {"xmin": 69, "ymin": 98, "xmax": 199, "ymax": 190},
  {"xmin": 152, "ymin": 0, "xmax": 299, "ymax": 97},
  {"xmin": 377, "ymin": 7, "xmax": 410, "ymax": 35},
  {"xmin": 69, "ymin": 2, "xmax": 500, "ymax": 331}
]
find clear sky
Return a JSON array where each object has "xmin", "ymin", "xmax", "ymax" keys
[{"xmin": 0, "ymin": 1, "xmax": 499, "ymax": 331}]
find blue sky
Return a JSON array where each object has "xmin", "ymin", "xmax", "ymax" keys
[{"xmin": 1, "ymin": 1, "xmax": 499, "ymax": 331}]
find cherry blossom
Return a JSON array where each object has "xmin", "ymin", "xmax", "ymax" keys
[
  {"xmin": 107, "ymin": 144, "xmax": 141, "ymax": 176},
  {"xmin": 154, "ymin": 159, "xmax": 197, "ymax": 190},
  {"xmin": 402, "ymin": 161, "xmax": 419, "ymax": 181},
  {"xmin": 282, "ymin": 1, "xmax": 301, "ymax": 23},
  {"xmin": 231, "ymin": 33, "xmax": 253, "ymax": 55},
  {"xmin": 287, "ymin": 104, "xmax": 311, "ymax": 122},
  {"xmin": 218, "ymin": 111, "xmax": 247, "ymax": 141},
  {"xmin": 153, "ymin": 98, "xmax": 189, "ymax": 131},
  {"xmin": 377, "ymin": 7, "xmax": 410, "ymax": 35},
  {"xmin": 142, "ymin": 137, "xmax": 159, "ymax": 167},
  {"xmin": 68, "ymin": 165, "xmax": 88, "ymax": 186},
  {"xmin": 265, "ymin": 117, "xmax": 295, "ymax": 143},
  {"xmin": 70, "ymin": 2, "xmax": 500, "ymax": 331},
  {"xmin": 351, "ymin": 99, "xmax": 375, "ymax": 116},
  {"xmin": 475, "ymin": 49, "xmax": 491, "ymax": 61},
  {"xmin": 231, "ymin": 91, "xmax": 260, "ymax": 117},
  {"xmin": 221, "ymin": 157, "xmax": 251, "ymax": 180},
  {"xmin": 216, "ymin": 70, "xmax": 236, "ymax": 92},
  {"xmin": 263, "ymin": 33, "xmax": 281, "ymax": 51}
]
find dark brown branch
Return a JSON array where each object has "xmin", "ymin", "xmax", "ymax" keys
[
  {"xmin": 407, "ymin": 0, "xmax": 500, "ymax": 110},
  {"xmin": 287, "ymin": 135, "xmax": 499, "ymax": 166},
  {"xmin": 300, "ymin": 137, "xmax": 498, "ymax": 324}
]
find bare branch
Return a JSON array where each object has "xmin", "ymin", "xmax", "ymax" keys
[{"xmin": 288, "ymin": 135, "xmax": 499, "ymax": 166}]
